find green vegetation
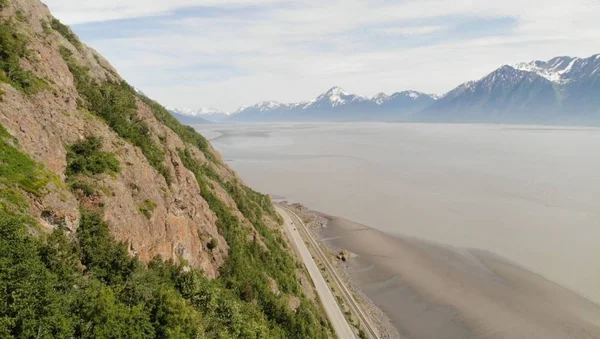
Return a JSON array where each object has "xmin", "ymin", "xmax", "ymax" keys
[
  {"xmin": 0, "ymin": 133, "xmax": 271, "ymax": 337},
  {"xmin": 59, "ymin": 47, "xmax": 171, "ymax": 183},
  {"xmin": 1, "ymin": 122, "xmax": 330, "ymax": 338},
  {"xmin": 15, "ymin": 10, "xmax": 24, "ymax": 23},
  {"xmin": 66, "ymin": 136, "xmax": 120, "ymax": 176},
  {"xmin": 207, "ymin": 238, "xmax": 218, "ymax": 250},
  {"xmin": 0, "ymin": 13, "xmax": 331, "ymax": 335},
  {"xmin": 138, "ymin": 95, "xmax": 216, "ymax": 162},
  {"xmin": 0, "ymin": 124, "xmax": 53, "ymax": 213},
  {"xmin": 50, "ymin": 18, "xmax": 81, "ymax": 50},
  {"xmin": 69, "ymin": 179, "xmax": 96, "ymax": 197},
  {"xmin": 0, "ymin": 0, "xmax": 8, "ymax": 9},
  {"xmin": 179, "ymin": 148, "xmax": 330, "ymax": 338},
  {"xmin": 138, "ymin": 199, "xmax": 157, "ymax": 219},
  {"xmin": 0, "ymin": 19, "xmax": 48, "ymax": 94},
  {"xmin": 41, "ymin": 20, "xmax": 52, "ymax": 35},
  {"xmin": 0, "ymin": 207, "xmax": 207, "ymax": 338}
]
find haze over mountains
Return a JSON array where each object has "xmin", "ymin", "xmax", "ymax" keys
[{"xmin": 169, "ymin": 53, "xmax": 600, "ymax": 125}]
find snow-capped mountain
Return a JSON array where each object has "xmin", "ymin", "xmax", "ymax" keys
[
  {"xmin": 233, "ymin": 101, "xmax": 286, "ymax": 114},
  {"xmin": 372, "ymin": 93, "xmax": 390, "ymax": 105},
  {"xmin": 166, "ymin": 53, "xmax": 600, "ymax": 124},
  {"xmin": 304, "ymin": 86, "xmax": 368, "ymax": 109},
  {"xmin": 421, "ymin": 53, "xmax": 600, "ymax": 124},
  {"xmin": 512, "ymin": 55, "xmax": 600, "ymax": 84},
  {"xmin": 167, "ymin": 107, "xmax": 229, "ymax": 123},
  {"xmin": 228, "ymin": 87, "xmax": 435, "ymax": 122}
]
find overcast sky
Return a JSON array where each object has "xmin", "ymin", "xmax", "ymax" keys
[{"xmin": 45, "ymin": 0, "xmax": 600, "ymax": 112}]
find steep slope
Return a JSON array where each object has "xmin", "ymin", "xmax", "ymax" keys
[
  {"xmin": 228, "ymin": 86, "xmax": 436, "ymax": 122},
  {"xmin": 421, "ymin": 66, "xmax": 562, "ymax": 123},
  {"xmin": 0, "ymin": 0, "xmax": 331, "ymax": 337}
]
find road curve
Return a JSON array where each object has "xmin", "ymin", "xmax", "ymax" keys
[{"xmin": 276, "ymin": 206, "xmax": 356, "ymax": 339}]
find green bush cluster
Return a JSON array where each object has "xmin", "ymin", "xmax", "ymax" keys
[
  {"xmin": 138, "ymin": 199, "xmax": 157, "ymax": 219},
  {"xmin": 66, "ymin": 136, "xmax": 120, "ymax": 177},
  {"xmin": 138, "ymin": 95, "xmax": 216, "ymax": 162},
  {"xmin": 179, "ymin": 148, "xmax": 331, "ymax": 338},
  {"xmin": 59, "ymin": 48, "xmax": 171, "ymax": 183},
  {"xmin": 0, "ymin": 208, "xmax": 206, "ymax": 338},
  {"xmin": 1, "ymin": 124, "xmax": 329, "ymax": 338},
  {"xmin": 0, "ymin": 124, "xmax": 53, "ymax": 213},
  {"xmin": 50, "ymin": 18, "xmax": 81, "ymax": 50},
  {"xmin": 0, "ymin": 19, "xmax": 48, "ymax": 94},
  {"xmin": 1, "ymin": 200, "xmax": 307, "ymax": 338},
  {"xmin": 207, "ymin": 238, "xmax": 218, "ymax": 250}
]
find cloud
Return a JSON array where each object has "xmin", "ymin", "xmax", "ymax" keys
[
  {"xmin": 379, "ymin": 26, "xmax": 445, "ymax": 36},
  {"xmin": 44, "ymin": 0, "xmax": 600, "ymax": 111}
]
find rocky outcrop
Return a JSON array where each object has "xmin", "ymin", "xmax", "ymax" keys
[{"xmin": 0, "ymin": 0, "xmax": 277, "ymax": 278}]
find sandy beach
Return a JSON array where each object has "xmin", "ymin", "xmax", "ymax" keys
[{"xmin": 314, "ymin": 213, "xmax": 600, "ymax": 339}]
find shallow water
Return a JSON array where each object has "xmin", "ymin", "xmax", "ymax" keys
[{"xmin": 195, "ymin": 122, "xmax": 600, "ymax": 304}]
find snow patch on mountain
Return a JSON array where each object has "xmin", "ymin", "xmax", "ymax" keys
[
  {"xmin": 513, "ymin": 61, "xmax": 564, "ymax": 82},
  {"xmin": 306, "ymin": 86, "xmax": 368, "ymax": 107},
  {"xmin": 372, "ymin": 92, "xmax": 389, "ymax": 105}
]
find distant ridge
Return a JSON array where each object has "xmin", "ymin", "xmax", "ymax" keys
[{"xmin": 165, "ymin": 53, "xmax": 600, "ymax": 125}]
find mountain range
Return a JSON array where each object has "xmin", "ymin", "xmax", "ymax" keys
[
  {"xmin": 169, "ymin": 53, "xmax": 600, "ymax": 125},
  {"xmin": 166, "ymin": 106, "xmax": 229, "ymax": 124}
]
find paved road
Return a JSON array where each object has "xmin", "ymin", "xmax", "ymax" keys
[{"xmin": 276, "ymin": 206, "xmax": 356, "ymax": 339}]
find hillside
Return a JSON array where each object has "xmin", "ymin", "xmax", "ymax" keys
[{"xmin": 0, "ymin": 0, "xmax": 331, "ymax": 337}]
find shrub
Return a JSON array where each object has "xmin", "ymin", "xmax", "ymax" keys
[
  {"xmin": 138, "ymin": 199, "xmax": 156, "ymax": 219},
  {"xmin": 0, "ymin": 125, "xmax": 52, "ymax": 197},
  {"xmin": 59, "ymin": 51, "xmax": 171, "ymax": 184},
  {"xmin": 69, "ymin": 180, "xmax": 96, "ymax": 197},
  {"xmin": 50, "ymin": 18, "xmax": 81, "ymax": 50},
  {"xmin": 178, "ymin": 147, "xmax": 330, "ymax": 338},
  {"xmin": 138, "ymin": 95, "xmax": 216, "ymax": 162},
  {"xmin": 77, "ymin": 209, "xmax": 138, "ymax": 285},
  {"xmin": 15, "ymin": 10, "xmax": 25, "ymax": 22},
  {"xmin": 0, "ymin": 20, "xmax": 48, "ymax": 94},
  {"xmin": 207, "ymin": 238, "xmax": 218, "ymax": 250},
  {"xmin": 66, "ymin": 136, "xmax": 120, "ymax": 176}
]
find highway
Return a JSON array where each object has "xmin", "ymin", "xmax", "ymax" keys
[
  {"xmin": 278, "ymin": 205, "xmax": 381, "ymax": 339},
  {"xmin": 276, "ymin": 206, "xmax": 357, "ymax": 339}
]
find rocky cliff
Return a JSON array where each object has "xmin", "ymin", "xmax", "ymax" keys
[
  {"xmin": 0, "ymin": 0, "xmax": 245, "ymax": 277},
  {"xmin": 0, "ymin": 0, "xmax": 330, "ymax": 337}
]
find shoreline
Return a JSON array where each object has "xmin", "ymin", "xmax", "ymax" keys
[{"xmin": 280, "ymin": 202, "xmax": 600, "ymax": 339}]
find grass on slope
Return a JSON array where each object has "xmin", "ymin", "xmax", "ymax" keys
[
  {"xmin": 66, "ymin": 136, "xmax": 120, "ymax": 177},
  {"xmin": 0, "ymin": 124, "xmax": 53, "ymax": 213},
  {"xmin": 138, "ymin": 95, "xmax": 216, "ymax": 162},
  {"xmin": 0, "ymin": 123, "xmax": 285, "ymax": 338},
  {"xmin": 59, "ymin": 47, "xmax": 171, "ymax": 184},
  {"xmin": 179, "ymin": 148, "xmax": 331, "ymax": 338},
  {"xmin": 0, "ymin": 18, "xmax": 48, "ymax": 94}
]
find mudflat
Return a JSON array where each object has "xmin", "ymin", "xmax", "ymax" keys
[
  {"xmin": 319, "ymin": 215, "xmax": 600, "ymax": 339},
  {"xmin": 196, "ymin": 123, "xmax": 600, "ymax": 305}
]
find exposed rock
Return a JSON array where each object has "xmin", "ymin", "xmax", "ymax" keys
[
  {"xmin": 0, "ymin": 0, "xmax": 280, "ymax": 279},
  {"xmin": 337, "ymin": 249, "xmax": 351, "ymax": 262}
]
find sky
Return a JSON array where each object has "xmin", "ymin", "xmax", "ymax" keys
[{"xmin": 45, "ymin": 0, "xmax": 600, "ymax": 112}]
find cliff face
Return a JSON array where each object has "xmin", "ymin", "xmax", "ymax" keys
[
  {"xmin": 0, "ymin": 0, "xmax": 268, "ymax": 277},
  {"xmin": 0, "ymin": 1, "xmax": 333, "ymax": 337}
]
